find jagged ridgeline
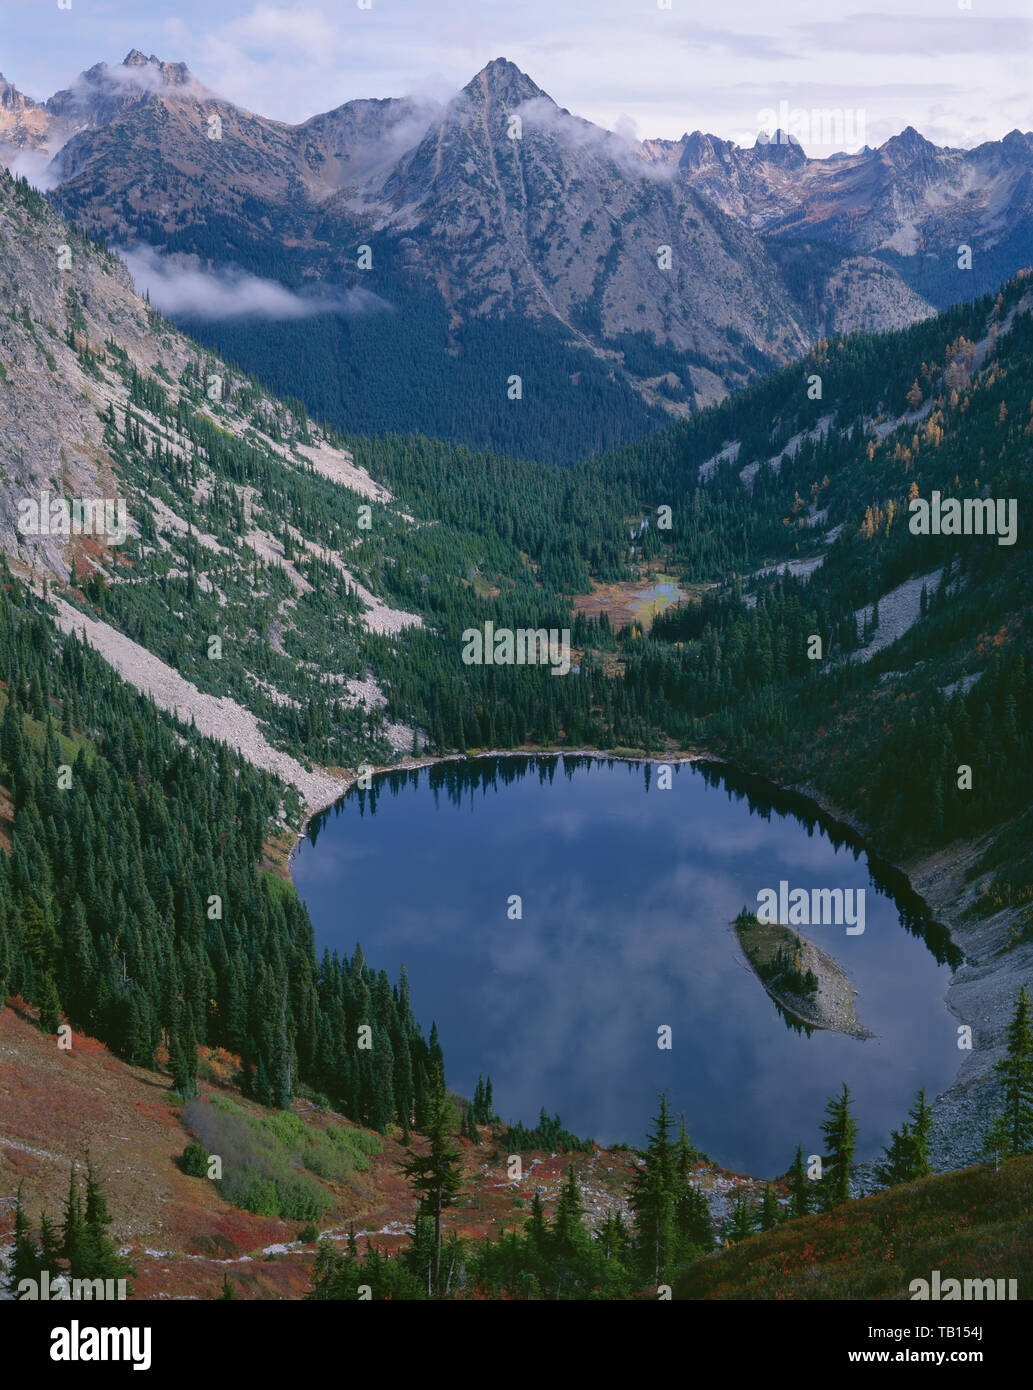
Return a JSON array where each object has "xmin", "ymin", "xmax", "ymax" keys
[
  {"xmin": 0, "ymin": 566, "xmax": 439, "ymax": 1128},
  {"xmin": 35, "ymin": 53, "xmax": 1033, "ymax": 466}
]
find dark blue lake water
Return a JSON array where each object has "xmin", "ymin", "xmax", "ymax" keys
[{"xmin": 292, "ymin": 755, "xmax": 960, "ymax": 1176}]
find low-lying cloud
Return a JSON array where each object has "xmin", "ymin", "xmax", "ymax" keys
[
  {"xmin": 514, "ymin": 96, "xmax": 677, "ymax": 181},
  {"xmin": 119, "ymin": 244, "xmax": 392, "ymax": 321},
  {"xmin": 0, "ymin": 145, "xmax": 62, "ymax": 191}
]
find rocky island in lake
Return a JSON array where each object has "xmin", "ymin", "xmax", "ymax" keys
[{"xmin": 734, "ymin": 909, "xmax": 874, "ymax": 1040}]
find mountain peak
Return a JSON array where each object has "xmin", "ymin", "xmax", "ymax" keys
[
  {"xmin": 463, "ymin": 57, "xmax": 549, "ymax": 106},
  {"xmin": 880, "ymin": 125, "xmax": 937, "ymax": 160},
  {"xmin": 753, "ymin": 128, "xmax": 806, "ymax": 163},
  {"xmin": 120, "ymin": 50, "xmax": 194, "ymax": 86},
  {"xmin": 679, "ymin": 129, "xmax": 737, "ymax": 170}
]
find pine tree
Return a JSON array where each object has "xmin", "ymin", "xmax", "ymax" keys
[
  {"xmin": 819, "ymin": 1082, "xmax": 858, "ymax": 1209},
  {"xmin": 39, "ymin": 1210, "xmax": 63, "ymax": 1277},
  {"xmin": 553, "ymin": 1164, "xmax": 586, "ymax": 1258},
  {"xmin": 399, "ymin": 1061, "xmax": 463, "ymax": 1296},
  {"xmin": 875, "ymin": 1121, "xmax": 915, "ymax": 1187},
  {"xmin": 219, "ymin": 1273, "xmax": 236, "ymax": 1299},
  {"xmin": 876, "ymin": 1088, "xmax": 934, "ymax": 1187},
  {"xmin": 673, "ymin": 1115, "xmax": 712, "ymax": 1253},
  {"xmin": 80, "ymin": 1153, "xmax": 135, "ymax": 1289},
  {"xmin": 5, "ymin": 1184, "xmax": 42, "ymax": 1296},
  {"xmin": 37, "ymin": 969, "xmax": 62, "ymax": 1033},
  {"xmin": 788, "ymin": 1145, "xmax": 810, "ymax": 1218},
  {"xmin": 759, "ymin": 1185, "xmax": 782, "ymax": 1231},
  {"xmin": 726, "ymin": 1190, "xmax": 757, "ymax": 1244},
  {"xmin": 60, "ymin": 1164, "xmax": 87, "ymax": 1274},
  {"xmin": 906, "ymin": 1089, "xmax": 933, "ymax": 1177},
  {"xmin": 629, "ymin": 1092, "xmax": 677, "ymax": 1284},
  {"xmin": 525, "ymin": 1188, "xmax": 548, "ymax": 1252},
  {"xmin": 254, "ymin": 1054, "xmax": 273, "ymax": 1107},
  {"xmin": 986, "ymin": 985, "xmax": 1033, "ymax": 1156}
]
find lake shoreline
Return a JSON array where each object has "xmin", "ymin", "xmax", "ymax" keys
[
  {"xmin": 288, "ymin": 744, "xmax": 1022, "ymax": 1179},
  {"xmin": 287, "ymin": 746, "xmax": 721, "ymax": 868}
]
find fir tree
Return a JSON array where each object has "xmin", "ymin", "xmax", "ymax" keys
[
  {"xmin": 39, "ymin": 1210, "xmax": 63, "ymax": 1277},
  {"xmin": 60, "ymin": 1164, "xmax": 87, "ymax": 1274},
  {"xmin": 553, "ymin": 1164, "xmax": 586, "ymax": 1258},
  {"xmin": 629, "ymin": 1092, "xmax": 677, "ymax": 1284},
  {"xmin": 819, "ymin": 1082, "xmax": 858, "ymax": 1209},
  {"xmin": 37, "ymin": 969, "xmax": 62, "ymax": 1033},
  {"xmin": 399, "ymin": 1061, "xmax": 463, "ymax": 1296},
  {"xmin": 5, "ymin": 1184, "xmax": 42, "ymax": 1296},
  {"xmin": 525, "ymin": 1188, "xmax": 548, "ymax": 1252},
  {"xmin": 986, "ymin": 985, "xmax": 1033, "ymax": 1156},
  {"xmin": 726, "ymin": 1190, "xmax": 757, "ymax": 1244},
  {"xmin": 788, "ymin": 1145, "xmax": 810, "ymax": 1218},
  {"xmin": 759, "ymin": 1185, "xmax": 782, "ymax": 1231},
  {"xmin": 81, "ymin": 1153, "xmax": 136, "ymax": 1289}
]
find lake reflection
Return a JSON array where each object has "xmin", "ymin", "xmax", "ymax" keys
[{"xmin": 293, "ymin": 755, "xmax": 959, "ymax": 1175}]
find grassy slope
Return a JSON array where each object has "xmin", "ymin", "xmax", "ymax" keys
[
  {"xmin": 0, "ymin": 995, "xmax": 648, "ymax": 1299},
  {"xmin": 675, "ymin": 1157, "xmax": 1033, "ymax": 1299}
]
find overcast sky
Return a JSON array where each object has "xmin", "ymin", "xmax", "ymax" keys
[{"xmin": 3, "ymin": 0, "xmax": 1031, "ymax": 152}]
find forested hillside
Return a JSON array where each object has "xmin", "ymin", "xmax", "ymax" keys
[
  {"xmin": 2, "ymin": 161, "xmax": 1031, "ymax": 1300},
  {"xmin": 0, "ymin": 567, "xmax": 440, "ymax": 1132}
]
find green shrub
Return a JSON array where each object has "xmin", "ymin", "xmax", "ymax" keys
[{"xmin": 180, "ymin": 1141, "xmax": 211, "ymax": 1177}]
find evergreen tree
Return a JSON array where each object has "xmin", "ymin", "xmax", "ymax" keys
[
  {"xmin": 399, "ymin": 1061, "xmax": 463, "ymax": 1296},
  {"xmin": 80, "ymin": 1154, "xmax": 136, "ymax": 1289},
  {"xmin": 819, "ymin": 1082, "xmax": 858, "ymax": 1209},
  {"xmin": 906, "ymin": 1089, "xmax": 934, "ymax": 1178},
  {"xmin": 60, "ymin": 1164, "xmax": 87, "ymax": 1273},
  {"xmin": 629, "ymin": 1091, "xmax": 677, "ymax": 1284},
  {"xmin": 726, "ymin": 1190, "xmax": 757, "ymax": 1244},
  {"xmin": 759, "ymin": 1185, "xmax": 782, "ymax": 1231},
  {"xmin": 788, "ymin": 1145, "xmax": 810, "ymax": 1218},
  {"xmin": 553, "ymin": 1163, "xmax": 586, "ymax": 1257},
  {"xmin": 38, "ymin": 1210, "xmax": 63, "ymax": 1277},
  {"xmin": 673, "ymin": 1116, "xmax": 712, "ymax": 1254},
  {"xmin": 5, "ymin": 1184, "xmax": 42, "ymax": 1296},
  {"xmin": 525, "ymin": 1188, "xmax": 548, "ymax": 1253},
  {"xmin": 37, "ymin": 969, "xmax": 62, "ymax": 1033},
  {"xmin": 986, "ymin": 986, "xmax": 1033, "ymax": 1156}
]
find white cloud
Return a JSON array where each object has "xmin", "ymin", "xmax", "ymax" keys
[
  {"xmin": 3, "ymin": 0, "xmax": 1030, "ymax": 147},
  {"xmin": 118, "ymin": 244, "xmax": 393, "ymax": 321},
  {"xmin": 0, "ymin": 145, "xmax": 62, "ymax": 191}
]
